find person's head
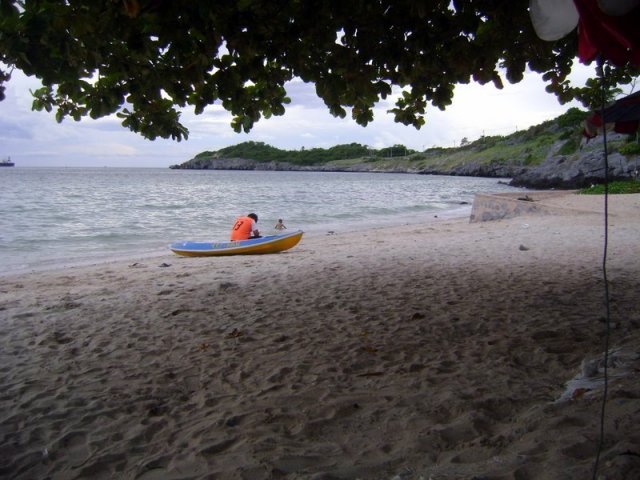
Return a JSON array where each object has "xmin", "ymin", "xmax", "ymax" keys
[
  {"xmin": 278, "ymin": 219, "xmax": 283, "ymax": 223},
  {"xmin": 248, "ymin": 213, "xmax": 258, "ymax": 222}
]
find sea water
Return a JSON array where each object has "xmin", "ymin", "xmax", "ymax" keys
[{"xmin": 0, "ymin": 168, "xmax": 526, "ymax": 274}]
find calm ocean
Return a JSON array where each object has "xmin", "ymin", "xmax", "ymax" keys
[{"xmin": 0, "ymin": 168, "xmax": 526, "ymax": 274}]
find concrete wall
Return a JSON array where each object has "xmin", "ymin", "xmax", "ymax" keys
[{"xmin": 469, "ymin": 191, "xmax": 585, "ymax": 223}]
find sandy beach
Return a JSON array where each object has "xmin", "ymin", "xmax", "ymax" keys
[{"xmin": 1, "ymin": 191, "xmax": 639, "ymax": 480}]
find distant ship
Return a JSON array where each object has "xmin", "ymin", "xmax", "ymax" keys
[{"xmin": 1, "ymin": 156, "xmax": 15, "ymax": 167}]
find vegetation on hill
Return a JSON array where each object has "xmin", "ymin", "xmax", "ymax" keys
[
  {"xmin": 179, "ymin": 107, "xmax": 597, "ymax": 171},
  {"xmin": 194, "ymin": 142, "xmax": 418, "ymax": 166}
]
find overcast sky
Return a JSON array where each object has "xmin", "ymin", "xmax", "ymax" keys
[{"xmin": 1, "ymin": 62, "xmax": 598, "ymax": 168}]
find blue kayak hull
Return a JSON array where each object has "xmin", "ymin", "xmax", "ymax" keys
[{"xmin": 170, "ymin": 230, "xmax": 303, "ymax": 256}]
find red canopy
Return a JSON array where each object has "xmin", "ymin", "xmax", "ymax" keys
[
  {"xmin": 583, "ymin": 90, "xmax": 640, "ymax": 138},
  {"xmin": 529, "ymin": 0, "xmax": 640, "ymax": 66},
  {"xmin": 574, "ymin": 0, "xmax": 640, "ymax": 66}
]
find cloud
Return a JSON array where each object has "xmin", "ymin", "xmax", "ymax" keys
[
  {"xmin": 1, "ymin": 62, "xmax": 596, "ymax": 167},
  {"xmin": 0, "ymin": 119, "xmax": 32, "ymax": 140}
]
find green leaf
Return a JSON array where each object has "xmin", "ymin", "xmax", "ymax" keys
[{"xmin": 0, "ymin": 0, "xmax": 636, "ymax": 145}]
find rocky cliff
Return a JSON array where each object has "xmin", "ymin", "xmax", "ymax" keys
[{"xmin": 509, "ymin": 133, "xmax": 639, "ymax": 189}]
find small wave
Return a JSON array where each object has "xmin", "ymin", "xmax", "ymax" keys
[{"xmin": 0, "ymin": 169, "xmax": 527, "ymax": 271}]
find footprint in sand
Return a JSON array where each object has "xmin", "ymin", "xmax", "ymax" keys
[{"xmin": 56, "ymin": 430, "xmax": 91, "ymax": 467}]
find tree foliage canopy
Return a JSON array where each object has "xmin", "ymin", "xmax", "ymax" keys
[{"xmin": 1, "ymin": 0, "xmax": 638, "ymax": 141}]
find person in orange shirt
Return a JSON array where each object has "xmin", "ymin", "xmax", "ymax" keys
[{"xmin": 230, "ymin": 213, "xmax": 260, "ymax": 241}]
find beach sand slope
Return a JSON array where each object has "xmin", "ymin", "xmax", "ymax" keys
[{"xmin": 1, "ymin": 193, "xmax": 639, "ymax": 479}]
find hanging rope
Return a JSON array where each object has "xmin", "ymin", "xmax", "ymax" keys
[{"xmin": 591, "ymin": 58, "xmax": 612, "ymax": 480}]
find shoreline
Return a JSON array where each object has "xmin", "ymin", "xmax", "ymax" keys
[
  {"xmin": 1, "ymin": 168, "xmax": 525, "ymax": 278},
  {"xmin": 2, "ymin": 192, "xmax": 639, "ymax": 479},
  {"xmin": 0, "ymin": 204, "xmax": 474, "ymax": 279}
]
